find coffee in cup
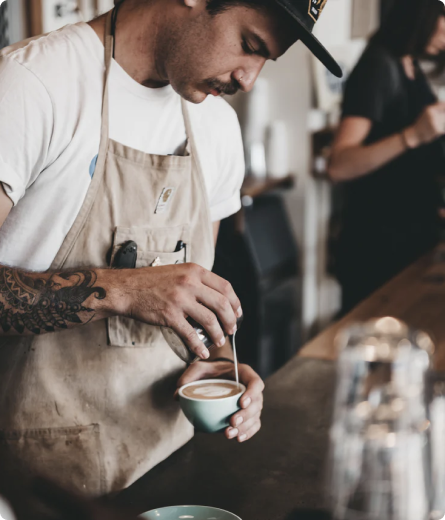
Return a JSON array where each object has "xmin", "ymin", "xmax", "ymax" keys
[
  {"xmin": 182, "ymin": 381, "xmax": 242, "ymax": 400},
  {"xmin": 179, "ymin": 379, "xmax": 246, "ymax": 433}
]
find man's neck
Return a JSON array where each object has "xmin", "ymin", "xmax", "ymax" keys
[{"xmin": 88, "ymin": 1, "xmax": 169, "ymax": 88}]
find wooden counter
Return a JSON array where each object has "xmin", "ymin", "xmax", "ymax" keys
[
  {"xmin": 300, "ymin": 243, "xmax": 445, "ymax": 368},
  {"xmin": 111, "ymin": 245, "xmax": 445, "ymax": 519}
]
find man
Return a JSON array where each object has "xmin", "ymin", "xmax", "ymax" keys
[{"xmin": 0, "ymin": 0, "xmax": 341, "ymax": 496}]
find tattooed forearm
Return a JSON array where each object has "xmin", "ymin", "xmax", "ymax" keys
[{"xmin": 0, "ymin": 267, "xmax": 106, "ymax": 335}]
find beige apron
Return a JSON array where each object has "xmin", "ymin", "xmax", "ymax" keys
[{"xmin": 0, "ymin": 12, "xmax": 214, "ymax": 496}]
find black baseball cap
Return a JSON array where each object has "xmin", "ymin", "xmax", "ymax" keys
[{"xmin": 274, "ymin": 0, "xmax": 343, "ymax": 78}]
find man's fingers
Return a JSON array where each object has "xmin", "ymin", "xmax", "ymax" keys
[
  {"xmin": 185, "ymin": 302, "xmax": 226, "ymax": 349},
  {"xmin": 196, "ymin": 286, "xmax": 237, "ymax": 336},
  {"xmin": 226, "ymin": 416, "xmax": 262, "ymax": 442},
  {"xmin": 229, "ymin": 400, "xmax": 263, "ymax": 429},
  {"xmin": 170, "ymin": 315, "xmax": 211, "ymax": 360},
  {"xmin": 130, "ymin": 263, "xmax": 241, "ymax": 350},
  {"xmin": 238, "ymin": 364, "xmax": 265, "ymax": 407},
  {"xmin": 200, "ymin": 270, "xmax": 242, "ymax": 319},
  {"xmin": 176, "ymin": 362, "xmax": 210, "ymax": 390},
  {"xmin": 237, "ymin": 419, "xmax": 261, "ymax": 443},
  {"xmin": 237, "ymin": 412, "xmax": 261, "ymax": 435}
]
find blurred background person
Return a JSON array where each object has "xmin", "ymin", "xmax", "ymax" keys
[{"xmin": 328, "ymin": 0, "xmax": 445, "ymax": 315}]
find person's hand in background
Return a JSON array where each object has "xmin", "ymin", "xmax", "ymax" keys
[{"xmin": 403, "ymin": 102, "xmax": 445, "ymax": 147}]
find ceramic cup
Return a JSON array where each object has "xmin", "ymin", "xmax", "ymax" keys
[
  {"xmin": 178, "ymin": 379, "xmax": 246, "ymax": 433},
  {"xmin": 141, "ymin": 505, "xmax": 241, "ymax": 519}
]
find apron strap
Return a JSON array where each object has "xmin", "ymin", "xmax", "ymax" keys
[
  {"xmin": 180, "ymin": 99, "xmax": 214, "ymax": 254},
  {"xmin": 100, "ymin": 10, "xmax": 113, "ymax": 153},
  {"xmin": 91, "ymin": 9, "xmax": 114, "ymax": 156},
  {"xmin": 49, "ymin": 11, "xmax": 114, "ymax": 270}
]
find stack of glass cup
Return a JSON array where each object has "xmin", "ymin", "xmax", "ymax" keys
[
  {"xmin": 428, "ymin": 373, "xmax": 445, "ymax": 520},
  {"xmin": 328, "ymin": 317, "xmax": 435, "ymax": 520}
]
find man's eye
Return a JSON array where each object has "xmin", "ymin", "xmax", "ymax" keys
[{"xmin": 242, "ymin": 38, "xmax": 255, "ymax": 55}]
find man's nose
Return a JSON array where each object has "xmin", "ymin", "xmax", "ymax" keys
[{"xmin": 232, "ymin": 59, "xmax": 266, "ymax": 93}]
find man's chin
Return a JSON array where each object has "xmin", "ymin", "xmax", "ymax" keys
[
  {"xmin": 170, "ymin": 83, "xmax": 208, "ymax": 104},
  {"xmin": 186, "ymin": 91, "xmax": 209, "ymax": 104}
]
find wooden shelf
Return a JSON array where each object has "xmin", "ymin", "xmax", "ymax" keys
[
  {"xmin": 25, "ymin": 0, "xmax": 43, "ymax": 37},
  {"xmin": 241, "ymin": 174, "xmax": 295, "ymax": 199}
]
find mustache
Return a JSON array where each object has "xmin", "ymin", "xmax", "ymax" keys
[{"xmin": 206, "ymin": 78, "xmax": 241, "ymax": 96}]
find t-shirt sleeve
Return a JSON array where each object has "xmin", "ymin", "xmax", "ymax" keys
[
  {"xmin": 0, "ymin": 57, "xmax": 53, "ymax": 205},
  {"xmin": 342, "ymin": 46, "xmax": 399, "ymax": 124},
  {"xmin": 208, "ymin": 104, "xmax": 244, "ymax": 222}
]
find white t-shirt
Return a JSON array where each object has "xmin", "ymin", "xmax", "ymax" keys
[{"xmin": 0, "ymin": 23, "xmax": 244, "ymax": 271}]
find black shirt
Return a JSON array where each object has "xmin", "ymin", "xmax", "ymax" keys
[{"xmin": 340, "ymin": 43, "xmax": 443, "ymax": 240}]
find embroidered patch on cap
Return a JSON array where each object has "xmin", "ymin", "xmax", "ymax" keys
[
  {"xmin": 155, "ymin": 187, "xmax": 176, "ymax": 214},
  {"xmin": 308, "ymin": 0, "xmax": 328, "ymax": 22}
]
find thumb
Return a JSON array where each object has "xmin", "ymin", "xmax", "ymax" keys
[
  {"xmin": 177, "ymin": 362, "xmax": 212, "ymax": 388},
  {"xmin": 174, "ymin": 362, "xmax": 213, "ymax": 400}
]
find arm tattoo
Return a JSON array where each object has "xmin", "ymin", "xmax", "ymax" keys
[{"xmin": 0, "ymin": 267, "xmax": 106, "ymax": 335}]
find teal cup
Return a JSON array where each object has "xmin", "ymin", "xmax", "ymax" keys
[
  {"xmin": 178, "ymin": 379, "xmax": 246, "ymax": 433},
  {"xmin": 141, "ymin": 505, "xmax": 241, "ymax": 519}
]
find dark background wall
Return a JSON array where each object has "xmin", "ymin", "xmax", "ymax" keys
[{"xmin": 380, "ymin": 0, "xmax": 396, "ymax": 23}]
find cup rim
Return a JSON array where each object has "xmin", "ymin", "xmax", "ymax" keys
[
  {"xmin": 145, "ymin": 505, "xmax": 241, "ymax": 519},
  {"xmin": 178, "ymin": 379, "xmax": 246, "ymax": 402}
]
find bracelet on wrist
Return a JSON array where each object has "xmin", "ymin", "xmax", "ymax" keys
[{"xmin": 401, "ymin": 129, "xmax": 414, "ymax": 150}]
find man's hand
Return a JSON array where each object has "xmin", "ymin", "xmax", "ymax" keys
[
  {"xmin": 176, "ymin": 360, "xmax": 264, "ymax": 442},
  {"xmin": 107, "ymin": 264, "xmax": 242, "ymax": 360},
  {"xmin": 0, "ymin": 259, "xmax": 242, "ymax": 353}
]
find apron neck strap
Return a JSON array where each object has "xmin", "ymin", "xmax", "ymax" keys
[
  {"xmin": 104, "ymin": 9, "xmax": 114, "ymax": 73},
  {"xmin": 101, "ymin": 10, "xmax": 114, "ymax": 130},
  {"xmin": 180, "ymin": 98, "xmax": 193, "ymax": 156}
]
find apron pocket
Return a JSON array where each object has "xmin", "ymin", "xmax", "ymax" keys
[
  {"xmin": 0, "ymin": 424, "xmax": 104, "ymax": 496},
  {"xmin": 108, "ymin": 225, "xmax": 191, "ymax": 348}
]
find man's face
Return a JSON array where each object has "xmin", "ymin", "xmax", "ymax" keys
[{"xmin": 158, "ymin": 3, "xmax": 298, "ymax": 103}]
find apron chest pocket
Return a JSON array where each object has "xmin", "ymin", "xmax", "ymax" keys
[{"xmin": 108, "ymin": 225, "xmax": 191, "ymax": 348}]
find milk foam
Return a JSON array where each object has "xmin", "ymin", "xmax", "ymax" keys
[{"xmin": 191, "ymin": 385, "xmax": 233, "ymax": 398}]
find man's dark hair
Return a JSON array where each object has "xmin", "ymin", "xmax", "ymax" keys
[
  {"xmin": 206, "ymin": 0, "xmax": 273, "ymax": 15},
  {"xmin": 372, "ymin": 0, "xmax": 444, "ymax": 59}
]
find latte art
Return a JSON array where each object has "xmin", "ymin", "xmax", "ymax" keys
[
  {"xmin": 191, "ymin": 386, "xmax": 232, "ymax": 398},
  {"xmin": 182, "ymin": 382, "xmax": 241, "ymax": 400}
]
